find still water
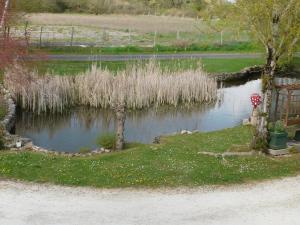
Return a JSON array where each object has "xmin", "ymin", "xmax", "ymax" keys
[{"xmin": 15, "ymin": 79, "xmax": 261, "ymax": 152}]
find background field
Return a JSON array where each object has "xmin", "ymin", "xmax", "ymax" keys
[{"xmin": 12, "ymin": 14, "xmax": 253, "ymax": 49}]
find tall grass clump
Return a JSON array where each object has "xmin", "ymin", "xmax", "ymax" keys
[
  {"xmin": 4, "ymin": 61, "xmax": 217, "ymax": 113},
  {"xmin": 4, "ymin": 66, "xmax": 77, "ymax": 114},
  {"xmin": 96, "ymin": 132, "xmax": 116, "ymax": 150}
]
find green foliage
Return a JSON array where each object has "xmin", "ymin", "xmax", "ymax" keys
[
  {"xmin": 14, "ymin": 0, "xmax": 62, "ymax": 12},
  {"xmin": 14, "ymin": 0, "xmax": 207, "ymax": 16},
  {"xmin": 268, "ymin": 122, "xmax": 275, "ymax": 132},
  {"xmin": 236, "ymin": 0, "xmax": 300, "ymax": 62},
  {"xmin": 38, "ymin": 42, "xmax": 261, "ymax": 55},
  {"xmin": 261, "ymin": 74, "xmax": 274, "ymax": 93},
  {"xmin": 202, "ymin": 0, "xmax": 237, "ymax": 33},
  {"xmin": 278, "ymin": 61, "xmax": 296, "ymax": 73},
  {"xmin": 251, "ymin": 136, "xmax": 268, "ymax": 152},
  {"xmin": 96, "ymin": 132, "xmax": 116, "ymax": 150},
  {"xmin": 274, "ymin": 120, "xmax": 286, "ymax": 133},
  {"xmin": 0, "ymin": 126, "xmax": 5, "ymax": 150},
  {"xmin": 155, "ymin": 42, "xmax": 261, "ymax": 52}
]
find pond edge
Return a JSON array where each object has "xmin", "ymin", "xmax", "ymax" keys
[{"xmin": 1, "ymin": 66, "xmax": 263, "ymax": 155}]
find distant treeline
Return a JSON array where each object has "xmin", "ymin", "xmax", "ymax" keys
[{"xmin": 15, "ymin": 0, "xmax": 207, "ymax": 17}]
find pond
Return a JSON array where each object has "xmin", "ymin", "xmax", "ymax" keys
[{"xmin": 14, "ymin": 79, "xmax": 261, "ymax": 152}]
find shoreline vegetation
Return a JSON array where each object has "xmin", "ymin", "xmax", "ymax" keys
[
  {"xmin": 1, "ymin": 125, "xmax": 300, "ymax": 188},
  {"xmin": 4, "ymin": 61, "xmax": 217, "ymax": 114}
]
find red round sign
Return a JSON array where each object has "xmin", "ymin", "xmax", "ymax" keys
[{"xmin": 251, "ymin": 93, "xmax": 261, "ymax": 108}]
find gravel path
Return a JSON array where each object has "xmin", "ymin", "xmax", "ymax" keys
[{"xmin": 1, "ymin": 176, "xmax": 300, "ymax": 225}]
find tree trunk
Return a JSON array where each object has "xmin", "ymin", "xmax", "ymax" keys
[
  {"xmin": 114, "ymin": 104, "xmax": 126, "ymax": 151},
  {"xmin": 252, "ymin": 9, "xmax": 282, "ymax": 150},
  {"xmin": 251, "ymin": 56, "xmax": 276, "ymax": 151},
  {"xmin": 0, "ymin": 0, "xmax": 10, "ymax": 30}
]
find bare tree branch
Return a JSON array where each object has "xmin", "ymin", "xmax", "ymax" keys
[
  {"xmin": 0, "ymin": 0, "xmax": 10, "ymax": 30},
  {"xmin": 280, "ymin": 0, "xmax": 297, "ymax": 18}
]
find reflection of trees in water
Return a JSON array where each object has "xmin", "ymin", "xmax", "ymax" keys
[
  {"xmin": 17, "ymin": 101, "xmax": 219, "ymax": 136},
  {"xmin": 127, "ymin": 103, "xmax": 217, "ymax": 123},
  {"xmin": 73, "ymin": 107, "xmax": 114, "ymax": 130},
  {"xmin": 16, "ymin": 107, "xmax": 115, "ymax": 137}
]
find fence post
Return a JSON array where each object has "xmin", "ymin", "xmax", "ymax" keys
[
  {"xmin": 24, "ymin": 21, "xmax": 28, "ymax": 38},
  {"xmin": 176, "ymin": 30, "xmax": 180, "ymax": 40},
  {"xmin": 129, "ymin": 29, "xmax": 131, "ymax": 45},
  {"xmin": 153, "ymin": 31, "xmax": 157, "ymax": 47},
  {"xmin": 70, "ymin": 27, "xmax": 74, "ymax": 47},
  {"xmin": 24, "ymin": 21, "xmax": 29, "ymax": 45},
  {"xmin": 24, "ymin": 21, "xmax": 28, "ymax": 36},
  {"xmin": 6, "ymin": 26, "xmax": 10, "ymax": 38},
  {"xmin": 39, "ymin": 26, "xmax": 43, "ymax": 47},
  {"xmin": 103, "ymin": 29, "xmax": 109, "ymax": 44},
  {"xmin": 220, "ymin": 30, "xmax": 223, "ymax": 46}
]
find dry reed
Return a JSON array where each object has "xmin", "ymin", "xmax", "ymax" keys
[{"xmin": 5, "ymin": 61, "xmax": 217, "ymax": 114}]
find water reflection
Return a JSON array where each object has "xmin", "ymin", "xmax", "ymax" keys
[{"xmin": 15, "ymin": 79, "xmax": 261, "ymax": 152}]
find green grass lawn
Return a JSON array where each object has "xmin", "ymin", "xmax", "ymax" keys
[
  {"xmin": 35, "ymin": 58, "xmax": 265, "ymax": 75},
  {"xmin": 35, "ymin": 57, "xmax": 300, "ymax": 75},
  {"xmin": 202, "ymin": 58, "xmax": 263, "ymax": 73},
  {"xmin": 1, "ymin": 126, "xmax": 300, "ymax": 188}
]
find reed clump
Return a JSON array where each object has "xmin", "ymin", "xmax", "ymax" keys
[{"xmin": 5, "ymin": 61, "xmax": 217, "ymax": 113}]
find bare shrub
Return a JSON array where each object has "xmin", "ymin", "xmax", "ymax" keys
[
  {"xmin": 172, "ymin": 40, "xmax": 192, "ymax": 49},
  {"xmin": 5, "ymin": 61, "xmax": 217, "ymax": 113}
]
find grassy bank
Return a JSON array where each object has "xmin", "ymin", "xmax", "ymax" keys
[
  {"xmin": 34, "ymin": 57, "xmax": 300, "ymax": 75},
  {"xmin": 35, "ymin": 43, "xmax": 262, "ymax": 55},
  {"xmin": 1, "ymin": 126, "xmax": 300, "ymax": 188},
  {"xmin": 35, "ymin": 58, "xmax": 264, "ymax": 75}
]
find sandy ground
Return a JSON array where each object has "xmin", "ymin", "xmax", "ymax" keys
[{"xmin": 1, "ymin": 177, "xmax": 300, "ymax": 225}]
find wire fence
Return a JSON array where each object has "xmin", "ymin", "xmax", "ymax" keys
[{"xmin": 8, "ymin": 24, "xmax": 252, "ymax": 48}]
